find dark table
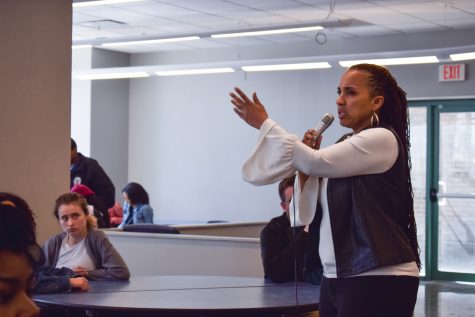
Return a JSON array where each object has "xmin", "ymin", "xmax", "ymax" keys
[{"xmin": 34, "ymin": 275, "xmax": 319, "ymax": 317}]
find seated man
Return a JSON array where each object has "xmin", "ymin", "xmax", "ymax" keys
[{"xmin": 260, "ymin": 175, "xmax": 323, "ymax": 284}]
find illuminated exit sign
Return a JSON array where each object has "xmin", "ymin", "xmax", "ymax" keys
[{"xmin": 439, "ymin": 63, "xmax": 465, "ymax": 82}]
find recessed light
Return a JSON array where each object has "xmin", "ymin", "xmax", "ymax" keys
[
  {"xmin": 211, "ymin": 26, "xmax": 323, "ymax": 38},
  {"xmin": 155, "ymin": 68, "xmax": 235, "ymax": 76},
  {"xmin": 242, "ymin": 62, "xmax": 331, "ymax": 72},
  {"xmin": 339, "ymin": 56, "xmax": 439, "ymax": 67}
]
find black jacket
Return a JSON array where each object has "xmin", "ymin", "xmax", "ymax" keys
[
  {"xmin": 70, "ymin": 153, "xmax": 115, "ymax": 209},
  {"xmin": 84, "ymin": 193, "xmax": 111, "ymax": 228},
  {"xmin": 260, "ymin": 210, "xmax": 322, "ymax": 283},
  {"xmin": 327, "ymin": 128, "xmax": 417, "ymax": 277}
]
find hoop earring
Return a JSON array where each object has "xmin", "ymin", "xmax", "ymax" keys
[{"xmin": 371, "ymin": 112, "xmax": 380, "ymax": 127}]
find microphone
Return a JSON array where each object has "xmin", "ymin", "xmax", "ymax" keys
[{"xmin": 313, "ymin": 113, "xmax": 334, "ymax": 140}]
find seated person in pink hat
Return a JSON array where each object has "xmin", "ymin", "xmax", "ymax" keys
[{"xmin": 71, "ymin": 183, "xmax": 110, "ymax": 228}]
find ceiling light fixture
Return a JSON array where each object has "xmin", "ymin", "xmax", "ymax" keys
[
  {"xmin": 76, "ymin": 72, "xmax": 149, "ymax": 80},
  {"xmin": 155, "ymin": 68, "xmax": 235, "ymax": 76},
  {"xmin": 211, "ymin": 26, "xmax": 323, "ymax": 38},
  {"xmin": 449, "ymin": 52, "xmax": 475, "ymax": 61},
  {"xmin": 102, "ymin": 36, "xmax": 200, "ymax": 47},
  {"xmin": 339, "ymin": 56, "xmax": 439, "ymax": 67},
  {"xmin": 72, "ymin": 44, "xmax": 92, "ymax": 50},
  {"xmin": 242, "ymin": 62, "xmax": 331, "ymax": 72},
  {"xmin": 73, "ymin": 0, "xmax": 145, "ymax": 8}
]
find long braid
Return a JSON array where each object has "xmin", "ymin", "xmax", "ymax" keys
[{"xmin": 349, "ymin": 64, "xmax": 421, "ymax": 270}]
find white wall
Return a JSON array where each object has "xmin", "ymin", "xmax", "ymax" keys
[
  {"xmin": 74, "ymin": 28, "xmax": 475, "ymax": 224},
  {"xmin": 71, "ymin": 49, "xmax": 130, "ymax": 203},
  {"xmin": 71, "ymin": 48, "xmax": 92, "ymax": 156},
  {"xmin": 128, "ymin": 68, "xmax": 346, "ymax": 223}
]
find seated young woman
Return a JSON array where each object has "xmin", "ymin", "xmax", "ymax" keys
[
  {"xmin": 118, "ymin": 182, "xmax": 154, "ymax": 229},
  {"xmin": 42, "ymin": 192, "xmax": 130, "ymax": 281}
]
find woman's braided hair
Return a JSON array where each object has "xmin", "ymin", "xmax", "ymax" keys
[
  {"xmin": 0, "ymin": 192, "xmax": 43, "ymax": 270},
  {"xmin": 349, "ymin": 63, "xmax": 421, "ymax": 270}
]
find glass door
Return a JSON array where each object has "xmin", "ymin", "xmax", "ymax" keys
[
  {"xmin": 409, "ymin": 106, "xmax": 427, "ymax": 276},
  {"xmin": 431, "ymin": 105, "xmax": 475, "ymax": 281},
  {"xmin": 410, "ymin": 99, "xmax": 475, "ymax": 282}
]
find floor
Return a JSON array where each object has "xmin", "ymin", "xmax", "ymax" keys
[{"xmin": 414, "ymin": 281, "xmax": 475, "ymax": 317}]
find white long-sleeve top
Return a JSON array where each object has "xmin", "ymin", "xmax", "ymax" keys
[{"xmin": 243, "ymin": 118, "xmax": 418, "ymax": 278}]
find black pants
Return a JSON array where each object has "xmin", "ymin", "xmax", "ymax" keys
[{"xmin": 319, "ymin": 275, "xmax": 419, "ymax": 317}]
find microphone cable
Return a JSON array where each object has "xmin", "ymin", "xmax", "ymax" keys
[{"xmin": 291, "ymin": 182, "xmax": 300, "ymax": 314}]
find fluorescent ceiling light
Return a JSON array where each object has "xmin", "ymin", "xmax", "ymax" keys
[
  {"xmin": 339, "ymin": 56, "xmax": 439, "ymax": 67},
  {"xmin": 156, "ymin": 68, "xmax": 235, "ymax": 76},
  {"xmin": 102, "ymin": 36, "xmax": 200, "ymax": 47},
  {"xmin": 73, "ymin": 0, "xmax": 145, "ymax": 8},
  {"xmin": 450, "ymin": 52, "xmax": 475, "ymax": 61},
  {"xmin": 242, "ymin": 62, "xmax": 331, "ymax": 72},
  {"xmin": 211, "ymin": 26, "xmax": 323, "ymax": 38},
  {"xmin": 72, "ymin": 44, "xmax": 92, "ymax": 49},
  {"xmin": 76, "ymin": 72, "xmax": 149, "ymax": 80}
]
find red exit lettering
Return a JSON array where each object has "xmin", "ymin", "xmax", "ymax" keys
[
  {"xmin": 444, "ymin": 64, "xmax": 461, "ymax": 80},
  {"xmin": 439, "ymin": 64, "xmax": 465, "ymax": 82}
]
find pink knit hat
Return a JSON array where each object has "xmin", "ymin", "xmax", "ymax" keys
[{"xmin": 70, "ymin": 184, "xmax": 95, "ymax": 197}]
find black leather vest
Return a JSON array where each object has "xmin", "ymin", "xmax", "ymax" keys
[{"xmin": 326, "ymin": 127, "xmax": 416, "ymax": 277}]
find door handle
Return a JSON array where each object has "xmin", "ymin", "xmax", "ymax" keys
[{"xmin": 429, "ymin": 187, "xmax": 438, "ymax": 202}]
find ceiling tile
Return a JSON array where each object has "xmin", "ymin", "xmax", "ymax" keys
[
  {"xmin": 336, "ymin": 25, "xmax": 401, "ymax": 37},
  {"xmin": 71, "ymin": 0, "xmax": 475, "ymax": 52},
  {"xmin": 389, "ymin": 2, "xmax": 475, "ymax": 22}
]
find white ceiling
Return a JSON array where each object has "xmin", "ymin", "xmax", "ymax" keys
[{"xmin": 72, "ymin": 0, "xmax": 475, "ymax": 54}]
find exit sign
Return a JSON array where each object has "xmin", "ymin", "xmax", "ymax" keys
[{"xmin": 439, "ymin": 64, "xmax": 465, "ymax": 82}]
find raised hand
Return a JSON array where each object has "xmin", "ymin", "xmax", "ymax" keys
[
  {"xmin": 299, "ymin": 129, "xmax": 322, "ymax": 190},
  {"xmin": 229, "ymin": 87, "xmax": 268, "ymax": 129}
]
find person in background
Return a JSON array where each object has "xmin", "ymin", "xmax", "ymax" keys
[
  {"xmin": 43, "ymin": 192, "xmax": 130, "ymax": 281},
  {"xmin": 118, "ymin": 182, "xmax": 154, "ymax": 229},
  {"xmin": 0, "ymin": 193, "xmax": 40, "ymax": 317},
  {"xmin": 260, "ymin": 175, "xmax": 323, "ymax": 285},
  {"xmin": 70, "ymin": 138, "xmax": 115, "ymax": 209},
  {"xmin": 229, "ymin": 63, "xmax": 420, "ymax": 317},
  {"xmin": 71, "ymin": 183, "xmax": 111, "ymax": 228}
]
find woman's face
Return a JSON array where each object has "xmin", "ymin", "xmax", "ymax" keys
[
  {"xmin": 58, "ymin": 203, "xmax": 88, "ymax": 239},
  {"xmin": 123, "ymin": 192, "xmax": 132, "ymax": 205},
  {"xmin": 336, "ymin": 69, "xmax": 383, "ymax": 134},
  {"xmin": 0, "ymin": 250, "xmax": 39, "ymax": 317}
]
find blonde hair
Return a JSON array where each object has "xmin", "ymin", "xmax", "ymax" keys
[{"xmin": 86, "ymin": 213, "xmax": 98, "ymax": 229}]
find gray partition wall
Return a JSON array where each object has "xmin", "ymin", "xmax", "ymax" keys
[
  {"xmin": 106, "ymin": 231, "xmax": 263, "ymax": 277},
  {"xmin": 90, "ymin": 49, "xmax": 130, "ymax": 204}
]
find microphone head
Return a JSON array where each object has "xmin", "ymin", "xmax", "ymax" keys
[
  {"xmin": 313, "ymin": 113, "xmax": 335, "ymax": 141},
  {"xmin": 322, "ymin": 113, "xmax": 334, "ymax": 125}
]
